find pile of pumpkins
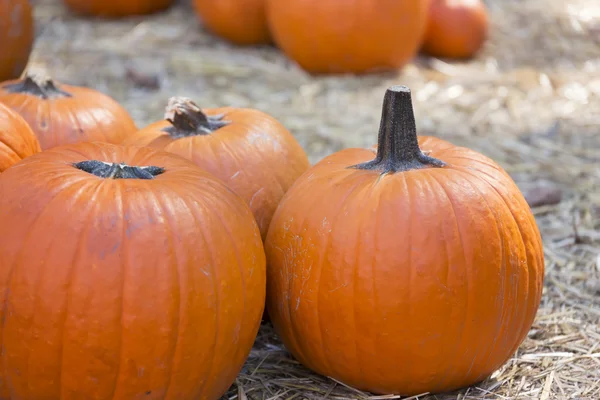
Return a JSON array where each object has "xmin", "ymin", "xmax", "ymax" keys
[
  {"xmin": 0, "ymin": 0, "xmax": 489, "ymax": 82},
  {"xmin": 0, "ymin": 69, "xmax": 544, "ymax": 399},
  {"xmin": 0, "ymin": 1, "xmax": 544, "ymax": 400}
]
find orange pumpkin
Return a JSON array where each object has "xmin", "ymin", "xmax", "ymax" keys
[
  {"xmin": 265, "ymin": 0, "xmax": 430, "ymax": 74},
  {"xmin": 0, "ymin": 141, "xmax": 266, "ymax": 400},
  {"xmin": 422, "ymin": 0, "xmax": 488, "ymax": 59},
  {"xmin": 0, "ymin": 0, "xmax": 34, "ymax": 81},
  {"xmin": 0, "ymin": 70, "xmax": 137, "ymax": 150},
  {"xmin": 62, "ymin": 0, "xmax": 175, "ymax": 17},
  {"xmin": 265, "ymin": 86, "xmax": 544, "ymax": 395},
  {"xmin": 123, "ymin": 97, "xmax": 310, "ymax": 239},
  {"xmin": 0, "ymin": 102, "xmax": 40, "ymax": 172},
  {"xmin": 193, "ymin": 0, "xmax": 270, "ymax": 45}
]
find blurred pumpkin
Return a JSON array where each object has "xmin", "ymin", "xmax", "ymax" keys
[
  {"xmin": 123, "ymin": 97, "xmax": 310, "ymax": 240},
  {"xmin": 0, "ymin": 141, "xmax": 266, "ymax": 400},
  {"xmin": 422, "ymin": 0, "xmax": 488, "ymax": 59},
  {"xmin": 265, "ymin": 0, "xmax": 430, "ymax": 74},
  {"xmin": 0, "ymin": 102, "xmax": 40, "ymax": 172},
  {"xmin": 62, "ymin": 0, "xmax": 175, "ymax": 17},
  {"xmin": 264, "ymin": 86, "xmax": 544, "ymax": 395},
  {"xmin": 0, "ymin": 0, "xmax": 34, "ymax": 81},
  {"xmin": 193, "ymin": 0, "xmax": 270, "ymax": 45},
  {"xmin": 0, "ymin": 69, "xmax": 137, "ymax": 150}
]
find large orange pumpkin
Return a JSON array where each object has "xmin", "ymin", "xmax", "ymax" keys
[
  {"xmin": 0, "ymin": 0, "xmax": 34, "ymax": 81},
  {"xmin": 0, "ymin": 70, "xmax": 137, "ymax": 150},
  {"xmin": 62, "ymin": 0, "xmax": 175, "ymax": 17},
  {"xmin": 422, "ymin": 0, "xmax": 488, "ymax": 59},
  {"xmin": 0, "ymin": 102, "xmax": 40, "ymax": 172},
  {"xmin": 265, "ymin": 86, "xmax": 544, "ymax": 395},
  {"xmin": 193, "ymin": 0, "xmax": 270, "ymax": 45},
  {"xmin": 265, "ymin": 0, "xmax": 430, "ymax": 74},
  {"xmin": 0, "ymin": 141, "xmax": 266, "ymax": 400},
  {"xmin": 123, "ymin": 97, "xmax": 310, "ymax": 239}
]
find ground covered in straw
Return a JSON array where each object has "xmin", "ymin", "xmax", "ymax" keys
[{"xmin": 30, "ymin": 0, "xmax": 599, "ymax": 398}]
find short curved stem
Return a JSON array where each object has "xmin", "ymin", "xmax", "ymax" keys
[
  {"xmin": 3, "ymin": 68, "xmax": 71, "ymax": 99},
  {"xmin": 351, "ymin": 85, "xmax": 446, "ymax": 173},
  {"xmin": 163, "ymin": 97, "xmax": 229, "ymax": 138},
  {"xmin": 73, "ymin": 160, "xmax": 164, "ymax": 179}
]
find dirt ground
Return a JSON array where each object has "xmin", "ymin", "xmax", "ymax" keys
[{"xmin": 29, "ymin": 0, "xmax": 599, "ymax": 398}]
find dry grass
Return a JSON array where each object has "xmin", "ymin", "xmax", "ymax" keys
[{"xmin": 28, "ymin": 0, "xmax": 600, "ymax": 398}]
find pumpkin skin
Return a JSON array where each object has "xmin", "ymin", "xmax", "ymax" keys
[
  {"xmin": 0, "ymin": 102, "xmax": 41, "ymax": 172},
  {"xmin": 62, "ymin": 0, "xmax": 175, "ymax": 17},
  {"xmin": 422, "ymin": 0, "xmax": 488, "ymax": 59},
  {"xmin": 123, "ymin": 97, "xmax": 310, "ymax": 240},
  {"xmin": 265, "ymin": 86, "xmax": 544, "ymax": 395},
  {"xmin": 0, "ymin": 141, "xmax": 266, "ymax": 400},
  {"xmin": 0, "ymin": 71, "xmax": 137, "ymax": 150},
  {"xmin": 193, "ymin": 0, "xmax": 270, "ymax": 45},
  {"xmin": 265, "ymin": 0, "xmax": 430, "ymax": 74},
  {"xmin": 0, "ymin": 0, "xmax": 34, "ymax": 81}
]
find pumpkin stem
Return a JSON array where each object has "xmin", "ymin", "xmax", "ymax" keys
[
  {"xmin": 3, "ymin": 67, "xmax": 72, "ymax": 99},
  {"xmin": 163, "ymin": 97, "xmax": 229, "ymax": 138},
  {"xmin": 350, "ymin": 86, "xmax": 446, "ymax": 173},
  {"xmin": 73, "ymin": 160, "xmax": 165, "ymax": 180}
]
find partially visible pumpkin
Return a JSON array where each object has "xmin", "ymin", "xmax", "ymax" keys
[
  {"xmin": 265, "ymin": 0, "xmax": 430, "ymax": 74},
  {"xmin": 123, "ymin": 97, "xmax": 310, "ymax": 240},
  {"xmin": 193, "ymin": 0, "xmax": 270, "ymax": 45},
  {"xmin": 62, "ymin": 0, "xmax": 175, "ymax": 17},
  {"xmin": 422, "ymin": 0, "xmax": 488, "ymax": 59},
  {"xmin": 0, "ymin": 0, "xmax": 34, "ymax": 81},
  {"xmin": 264, "ymin": 86, "xmax": 544, "ymax": 395},
  {"xmin": 0, "ymin": 69, "xmax": 137, "ymax": 150},
  {"xmin": 0, "ymin": 102, "xmax": 40, "ymax": 172},
  {"xmin": 0, "ymin": 141, "xmax": 266, "ymax": 400}
]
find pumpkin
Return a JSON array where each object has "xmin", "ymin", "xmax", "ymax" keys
[
  {"xmin": 0, "ymin": 69, "xmax": 137, "ymax": 151},
  {"xmin": 264, "ymin": 86, "xmax": 544, "ymax": 395},
  {"xmin": 422, "ymin": 0, "xmax": 488, "ymax": 59},
  {"xmin": 265, "ymin": 0, "xmax": 430, "ymax": 74},
  {"xmin": 123, "ymin": 97, "xmax": 310, "ymax": 240},
  {"xmin": 62, "ymin": 0, "xmax": 175, "ymax": 17},
  {"xmin": 0, "ymin": 0, "xmax": 34, "ymax": 81},
  {"xmin": 0, "ymin": 102, "xmax": 41, "ymax": 172},
  {"xmin": 0, "ymin": 141, "xmax": 266, "ymax": 400},
  {"xmin": 193, "ymin": 0, "xmax": 270, "ymax": 45}
]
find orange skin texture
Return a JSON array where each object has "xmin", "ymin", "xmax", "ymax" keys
[
  {"xmin": 0, "ymin": 102, "xmax": 40, "ymax": 172},
  {"xmin": 193, "ymin": 0, "xmax": 270, "ymax": 45},
  {"xmin": 422, "ymin": 0, "xmax": 488, "ymax": 59},
  {"xmin": 266, "ymin": 0, "xmax": 430, "ymax": 74},
  {"xmin": 265, "ymin": 136, "xmax": 545, "ymax": 395},
  {"xmin": 0, "ymin": 0, "xmax": 34, "ymax": 81},
  {"xmin": 62, "ymin": 0, "xmax": 175, "ymax": 17},
  {"xmin": 0, "ymin": 141, "xmax": 266, "ymax": 400},
  {"xmin": 0, "ymin": 79, "xmax": 138, "ymax": 151},
  {"xmin": 123, "ymin": 107, "xmax": 310, "ymax": 240}
]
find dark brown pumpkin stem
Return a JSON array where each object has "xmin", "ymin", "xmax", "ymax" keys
[
  {"xmin": 3, "ymin": 69, "xmax": 71, "ymax": 99},
  {"xmin": 351, "ymin": 85, "xmax": 446, "ymax": 173},
  {"xmin": 73, "ymin": 160, "xmax": 164, "ymax": 180},
  {"xmin": 162, "ymin": 97, "xmax": 229, "ymax": 138}
]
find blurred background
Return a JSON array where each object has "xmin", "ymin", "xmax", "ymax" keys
[{"xmin": 21, "ymin": 0, "xmax": 600, "ymax": 398}]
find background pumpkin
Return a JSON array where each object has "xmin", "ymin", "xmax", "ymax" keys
[
  {"xmin": 0, "ymin": 102, "xmax": 40, "ymax": 172},
  {"xmin": 62, "ymin": 0, "xmax": 175, "ymax": 17},
  {"xmin": 422, "ymin": 0, "xmax": 489, "ymax": 59},
  {"xmin": 0, "ymin": 70, "xmax": 137, "ymax": 150},
  {"xmin": 265, "ymin": 0, "xmax": 430, "ymax": 74},
  {"xmin": 264, "ymin": 86, "xmax": 544, "ymax": 395},
  {"xmin": 123, "ymin": 97, "xmax": 310, "ymax": 240},
  {"xmin": 193, "ymin": 0, "xmax": 270, "ymax": 45},
  {"xmin": 0, "ymin": 141, "xmax": 266, "ymax": 400},
  {"xmin": 0, "ymin": 0, "xmax": 34, "ymax": 81}
]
